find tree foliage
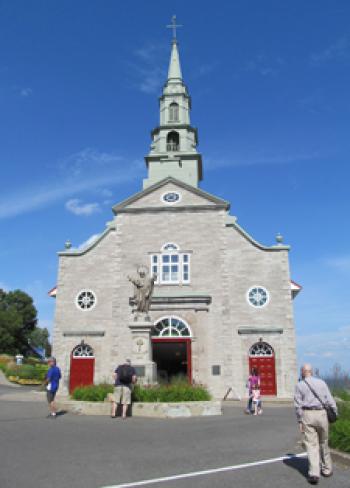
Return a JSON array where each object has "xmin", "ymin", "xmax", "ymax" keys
[
  {"xmin": 0, "ymin": 289, "xmax": 38, "ymax": 354},
  {"xmin": 28, "ymin": 326, "xmax": 51, "ymax": 356}
]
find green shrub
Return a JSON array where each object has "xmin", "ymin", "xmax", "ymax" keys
[
  {"xmin": 329, "ymin": 419, "xmax": 350, "ymax": 453},
  {"xmin": 0, "ymin": 354, "xmax": 13, "ymax": 366},
  {"xmin": 3, "ymin": 364, "xmax": 48, "ymax": 381},
  {"xmin": 332, "ymin": 388, "xmax": 350, "ymax": 402},
  {"xmin": 337, "ymin": 402, "xmax": 350, "ymax": 420},
  {"xmin": 72, "ymin": 384, "xmax": 114, "ymax": 402},
  {"xmin": 0, "ymin": 363, "xmax": 7, "ymax": 373},
  {"xmin": 132, "ymin": 383, "xmax": 211, "ymax": 403},
  {"xmin": 329, "ymin": 401, "xmax": 350, "ymax": 453},
  {"xmin": 25, "ymin": 356, "xmax": 42, "ymax": 366}
]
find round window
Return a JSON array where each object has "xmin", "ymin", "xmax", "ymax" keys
[
  {"xmin": 76, "ymin": 290, "xmax": 96, "ymax": 311},
  {"xmin": 161, "ymin": 192, "xmax": 181, "ymax": 204},
  {"xmin": 247, "ymin": 286, "xmax": 269, "ymax": 308}
]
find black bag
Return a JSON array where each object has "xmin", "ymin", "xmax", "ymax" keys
[
  {"xmin": 325, "ymin": 405, "xmax": 338, "ymax": 424},
  {"xmin": 304, "ymin": 380, "xmax": 338, "ymax": 424},
  {"xmin": 118, "ymin": 365, "xmax": 133, "ymax": 385}
]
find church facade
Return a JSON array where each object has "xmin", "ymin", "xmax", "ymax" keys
[{"xmin": 51, "ymin": 35, "xmax": 300, "ymax": 399}]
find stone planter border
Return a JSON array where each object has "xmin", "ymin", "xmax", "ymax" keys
[{"xmin": 56, "ymin": 399, "xmax": 222, "ymax": 418}]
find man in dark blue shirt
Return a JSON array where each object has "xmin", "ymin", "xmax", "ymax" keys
[
  {"xmin": 45, "ymin": 357, "xmax": 61, "ymax": 418},
  {"xmin": 111, "ymin": 359, "xmax": 137, "ymax": 419}
]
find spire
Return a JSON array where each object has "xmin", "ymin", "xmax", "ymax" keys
[
  {"xmin": 167, "ymin": 40, "xmax": 182, "ymax": 81},
  {"xmin": 143, "ymin": 16, "xmax": 203, "ymax": 189},
  {"xmin": 166, "ymin": 15, "xmax": 183, "ymax": 81}
]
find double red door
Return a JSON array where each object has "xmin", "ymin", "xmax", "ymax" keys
[
  {"xmin": 69, "ymin": 357, "xmax": 95, "ymax": 393},
  {"xmin": 249, "ymin": 356, "xmax": 276, "ymax": 395}
]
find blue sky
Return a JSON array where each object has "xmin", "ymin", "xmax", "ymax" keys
[{"xmin": 0, "ymin": 1, "xmax": 349, "ymax": 374}]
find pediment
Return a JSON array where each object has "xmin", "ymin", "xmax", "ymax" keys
[{"xmin": 112, "ymin": 177, "xmax": 229, "ymax": 214}]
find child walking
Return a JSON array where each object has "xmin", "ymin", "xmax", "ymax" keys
[{"xmin": 252, "ymin": 384, "xmax": 262, "ymax": 415}]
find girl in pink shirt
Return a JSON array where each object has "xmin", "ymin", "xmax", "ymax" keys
[{"xmin": 252, "ymin": 385, "xmax": 262, "ymax": 415}]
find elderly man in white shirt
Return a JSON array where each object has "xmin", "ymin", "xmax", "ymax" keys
[{"xmin": 294, "ymin": 363, "xmax": 337, "ymax": 485}]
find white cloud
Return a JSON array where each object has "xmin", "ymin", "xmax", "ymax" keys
[
  {"xmin": 0, "ymin": 149, "xmax": 143, "ymax": 219},
  {"xmin": 20, "ymin": 87, "xmax": 32, "ymax": 97},
  {"xmin": 244, "ymin": 54, "xmax": 285, "ymax": 77},
  {"xmin": 311, "ymin": 36, "xmax": 349, "ymax": 65},
  {"xmin": 131, "ymin": 43, "xmax": 167, "ymax": 94},
  {"xmin": 297, "ymin": 325, "xmax": 350, "ymax": 373},
  {"xmin": 0, "ymin": 282, "xmax": 10, "ymax": 291},
  {"xmin": 65, "ymin": 199, "xmax": 101, "ymax": 216}
]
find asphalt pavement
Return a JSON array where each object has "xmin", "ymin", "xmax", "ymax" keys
[{"xmin": 0, "ymin": 384, "xmax": 348, "ymax": 488}]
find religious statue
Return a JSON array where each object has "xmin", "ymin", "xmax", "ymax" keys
[{"xmin": 128, "ymin": 266, "xmax": 155, "ymax": 320}]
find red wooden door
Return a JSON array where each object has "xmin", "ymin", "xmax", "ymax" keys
[
  {"xmin": 249, "ymin": 356, "xmax": 276, "ymax": 395},
  {"xmin": 69, "ymin": 357, "xmax": 95, "ymax": 393}
]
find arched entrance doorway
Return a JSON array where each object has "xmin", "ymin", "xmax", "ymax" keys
[
  {"xmin": 249, "ymin": 342, "xmax": 276, "ymax": 395},
  {"xmin": 152, "ymin": 317, "xmax": 192, "ymax": 383},
  {"xmin": 69, "ymin": 342, "xmax": 95, "ymax": 393}
]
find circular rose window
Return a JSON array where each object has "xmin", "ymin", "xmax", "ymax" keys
[
  {"xmin": 161, "ymin": 192, "xmax": 181, "ymax": 204},
  {"xmin": 75, "ymin": 290, "xmax": 96, "ymax": 311},
  {"xmin": 247, "ymin": 286, "xmax": 269, "ymax": 308}
]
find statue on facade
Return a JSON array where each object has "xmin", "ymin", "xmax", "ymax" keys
[{"xmin": 128, "ymin": 266, "xmax": 155, "ymax": 320}]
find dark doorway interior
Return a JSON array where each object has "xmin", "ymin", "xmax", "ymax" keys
[{"xmin": 152, "ymin": 340, "xmax": 188, "ymax": 383}]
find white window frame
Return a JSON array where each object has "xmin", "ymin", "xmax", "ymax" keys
[
  {"xmin": 246, "ymin": 285, "xmax": 270, "ymax": 308},
  {"xmin": 150, "ymin": 243, "xmax": 191, "ymax": 285},
  {"xmin": 75, "ymin": 289, "xmax": 97, "ymax": 311},
  {"xmin": 169, "ymin": 102, "xmax": 179, "ymax": 122},
  {"xmin": 160, "ymin": 191, "xmax": 182, "ymax": 205},
  {"xmin": 152, "ymin": 316, "xmax": 192, "ymax": 338}
]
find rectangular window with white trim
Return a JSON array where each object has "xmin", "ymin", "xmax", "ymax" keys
[{"xmin": 150, "ymin": 250, "xmax": 190, "ymax": 285}]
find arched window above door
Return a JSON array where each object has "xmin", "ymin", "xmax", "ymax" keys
[
  {"xmin": 249, "ymin": 342, "xmax": 274, "ymax": 357},
  {"xmin": 152, "ymin": 316, "xmax": 192, "ymax": 337},
  {"xmin": 72, "ymin": 343, "xmax": 94, "ymax": 357}
]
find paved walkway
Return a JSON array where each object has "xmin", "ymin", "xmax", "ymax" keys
[
  {"xmin": 0, "ymin": 369, "xmax": 20, "ymax": 387},
  {"xmin": 0, "ymin": 371, "xmax": 45, "ymax": 401},
  {"xmin": 0, "ymin": 384, "xmax": 348, "ymax": 488}
]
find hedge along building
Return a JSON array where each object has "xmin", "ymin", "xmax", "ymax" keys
[{"xmin": 51, "ymin": 21, "xmax": 301, "ymax": 398}]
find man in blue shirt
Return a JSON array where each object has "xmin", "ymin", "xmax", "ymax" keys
[
  {"xmin": 45, "ymin": 357, "xmax": 61, "ymax": 418},
  {"xmin": 111, "ymin": 359, "xmax": 137, "ymax": 419}
]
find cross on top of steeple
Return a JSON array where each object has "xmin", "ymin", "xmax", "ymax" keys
[{"xmin": 166, "ymin": 15, "xmax": 182, "ymax": 41}]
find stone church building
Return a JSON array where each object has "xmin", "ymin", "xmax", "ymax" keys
[{"xmin": 51, "ymin": 33, "xmax": 301, "ymax": 399}]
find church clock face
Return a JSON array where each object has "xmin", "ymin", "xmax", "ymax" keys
[{"xmin": 161, "ymin": 191, "xmax": 181, "ymax": 204}]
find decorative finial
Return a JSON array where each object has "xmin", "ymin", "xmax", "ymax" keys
[
  {"xmin": 275, "ymin": 233, "xmax": 283, "ymax": 244},
  {"xmin": 65, "ymin": 239, "xmax": 72, "ymax": 249},
  {"xmin": 166, "ymin": 14, "xmax": 182, "ymax": 41}
]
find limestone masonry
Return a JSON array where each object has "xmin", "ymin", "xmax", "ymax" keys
[{"xmin": 51, "ymin": 30, "xmax": 300, "ymax": 399}]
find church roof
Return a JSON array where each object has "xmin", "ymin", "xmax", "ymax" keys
[{"xmin": 112, "ymin": 176, "xmax": 230, "ymax": 214}]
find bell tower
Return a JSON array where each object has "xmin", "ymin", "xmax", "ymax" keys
[{"xmin": 143, "ymin": 16, "xmax": 203, "ymax": 189}]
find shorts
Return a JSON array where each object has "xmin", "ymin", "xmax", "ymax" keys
[
  {"xmin": 112, "ymin": 385, "xmax": 131, "ymax": 405},
  {"xmin": 47, "ymin": 390, "xmax": 57, "ymax": 403}
]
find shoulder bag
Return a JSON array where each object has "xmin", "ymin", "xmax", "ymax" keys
[{"xmin": 304, "ymin": 380, "xmax": 338, "ymax": 423}]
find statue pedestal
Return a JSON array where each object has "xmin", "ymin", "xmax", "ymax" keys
[{"xmin": 128, "ymin": 320, "xmax": 156, "ymax": 384}]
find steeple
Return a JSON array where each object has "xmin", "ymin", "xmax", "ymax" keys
[
  {"xmin": 167, "ymin": 40, "xmax": 182, "ymax": 81},
  {"xmin": 143, "ymin": 16, "xmax": 203, "ymax": 189}
]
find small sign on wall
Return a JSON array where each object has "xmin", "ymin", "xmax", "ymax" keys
[
  {"xmin": 134, "ymin": 366, "xmax": 146, "ymax": 377},
  {"xmin": 212, "ymin": 365, "xmax": 221, "ymax": 376}
]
